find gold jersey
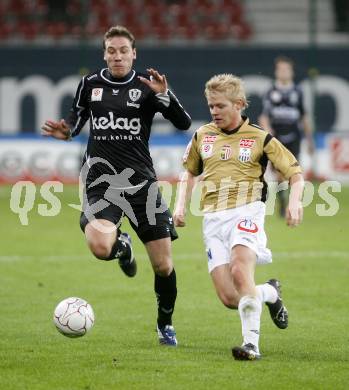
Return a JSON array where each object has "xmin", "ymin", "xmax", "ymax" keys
[{"xmin": 183, "ymin": 116, "xmax": 302, "ymax": 212}]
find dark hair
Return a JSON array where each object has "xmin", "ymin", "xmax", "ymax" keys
[
  {"xmin": 274, "ymin": 55, "xmax": 294, "ymax": 69},
  {"xmin": 103, "ymin": 26, "xmax": 136, "ymax": 49}
]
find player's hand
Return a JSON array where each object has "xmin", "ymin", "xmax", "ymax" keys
[
  {"xmin": 286, "ymin": 201, "xmax": 303, "ymax": 227},
  {"xmin": 138, "ymin": 68, "xmax": 168, "ymax": 94},
  {"xmin": 41, "ymin": 119, "xmax": 71, "ymax": 140},
  {"xmin": 173, "ymin": 208, "xmax": 186, "ymax": 227}
]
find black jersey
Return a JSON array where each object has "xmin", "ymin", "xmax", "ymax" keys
[
  {"xmin": 66, "ymin": 68, "xmax": 191, "ymax": 187},
  {"xmin": 262, "ymin": 83, "xmax": 305, "ymax": 144}
]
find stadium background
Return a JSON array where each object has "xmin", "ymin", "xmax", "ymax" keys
[{"xmin": 0, "ymin": 0, "xmax": 349, "ymax": 183}]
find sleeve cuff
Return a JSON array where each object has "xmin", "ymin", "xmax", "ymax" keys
[{"xmin": 155, "ymin": 89, "xmax": 170, "ymax": 107}]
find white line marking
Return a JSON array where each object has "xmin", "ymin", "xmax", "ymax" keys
[{"xmin": 0, "ymin": 251, "xmax": 348, "ymax": 262}]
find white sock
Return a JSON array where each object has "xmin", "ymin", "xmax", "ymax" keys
[
  {"xmin": 256, "ymin": 283, "xmax": 278, "ymax": 304},
  {"xmin": 238, "ymin": 295, "xmax": 262, "ymax": 352}
]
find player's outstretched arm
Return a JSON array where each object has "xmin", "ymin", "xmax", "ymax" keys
[
  {"xmin": 41, "ymin": 119, "xmax": 71, "ymax": 141},
  {"xmin": 173, "ymin": 170, "xmax": 197, "ymax": 227},
  {"xmin": 286, "ymin": 173, "xmax": 304, "ymax": 227},
  {"xmin": 140, "ymin": 67, "xmax": 191, "ymax": 130}
]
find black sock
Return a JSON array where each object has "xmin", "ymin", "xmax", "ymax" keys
[
  {"xmin": 277, "ymin": 190, "xmax": 287, "ymax": 217},
  {"xmin": 154, "ymin": 269, "xmax": 177, "ymax": 328}
]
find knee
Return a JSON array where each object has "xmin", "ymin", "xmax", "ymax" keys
[
  {"xmin": 84, "ymin": 221, "xmax": 116, "ymax": 260},
  {"xmin": 152, "ymin": 258, "xmax": 173, "ymax": 276},
  {"xmin": 218, "ymin": 291, "xmax": 239, "ymax": 309},
  {"xmin": 230, "ymin": 261, "xmax": 245, "ymax": 291},
  {"xmin": 88, "ymin": 240, "xmax": 112, "ymax": 260}
]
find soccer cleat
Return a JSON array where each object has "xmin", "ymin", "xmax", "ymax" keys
[
  {"xmin": 232, "ymin": 343, "xmax": 261, "ymax": 361},
  {"xmin": 266, "ymin": 279, "xmax": 288, "ymax": 329},
  {"xmin": 117, "ymin": 233, "xmax": 137, "ymax": 277},
  {"xmin": 157, "ymin": 325, "xmax": 178, "ymax": 346}
]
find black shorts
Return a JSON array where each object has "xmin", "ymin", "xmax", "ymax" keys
[{"xmin": 79, "ymin": 182, "xmax": 178, "ymax": 244}]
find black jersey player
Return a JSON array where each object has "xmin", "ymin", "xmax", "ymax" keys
[
  {"xmin": 259, "ymin": 56, "xmax": 313, "ymax": 216},
  {"xmin": 42, "ymin": 26, "xmax": 191, "ymax": 346}
]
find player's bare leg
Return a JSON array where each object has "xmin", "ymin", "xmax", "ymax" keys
[
  {"xmin": 209, "ymin": 246, "xmax": 261, "ymax": 360},
  {"xmin": 84, "ymin": 219, "xmax": 136, "ymax": 277},
  {"xmin": 210, "ymin": 264, "xmax": 239, "ymax": 309},
  {"xmin": 229, "ymin": 245, "xmax": 262, "ymax": 360}
]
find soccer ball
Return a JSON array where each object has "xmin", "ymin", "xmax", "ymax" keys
[{"xmin": 53, "ymin": 297, "xmax": 95, "ymax": 338}]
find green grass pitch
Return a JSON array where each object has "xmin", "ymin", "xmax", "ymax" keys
[{"xmin": 0, "ymin": 183, "xmax": 348, "ymax": 390}]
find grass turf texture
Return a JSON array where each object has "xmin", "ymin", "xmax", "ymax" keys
[{"xmin": 0, "ymin": 183, "xmax": 348, "ymax": 390}]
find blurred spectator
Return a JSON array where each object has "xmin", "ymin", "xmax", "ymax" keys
[
  {"xmin": 259, "ymin": 56, "xmax": 314, "ymax": 217},
  {"xmin": 0, "ymin": 0, "xmax": 251, "ymax": 42}
]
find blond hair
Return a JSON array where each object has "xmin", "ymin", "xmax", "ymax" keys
[{"xmin": 205, "ymin": 73, "xmax": 248, "ymax": 108}]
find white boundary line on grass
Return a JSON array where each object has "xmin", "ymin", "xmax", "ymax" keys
[{"xmin": 0, "ymin": 251, "xmax": 348, "ymax": 262}]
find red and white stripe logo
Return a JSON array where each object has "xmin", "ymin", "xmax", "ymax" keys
[
  {"xmin": 203, "ymin": 135, "xmax": 217, "ymax": 144},
  {"xmin": 239, "ymin": 139, "xmax": 255, "ymax": 148}
]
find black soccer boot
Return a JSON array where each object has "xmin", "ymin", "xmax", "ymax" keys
[
  {"xmin": 266, "ymin": 279, "xmax": 288, "ymax": 329},
  {"xmin": 117, "ymin": 233, "xmax": 137, "ymax": 277}
]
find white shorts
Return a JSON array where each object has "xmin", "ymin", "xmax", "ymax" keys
[{"xmin": 203, "ymin": 201, "xmax": 272, "ymax": 273}]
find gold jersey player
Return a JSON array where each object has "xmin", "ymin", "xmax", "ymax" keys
[{"xmin": 173, "ymin": 74, "xmax": 304, "ymax": 360}]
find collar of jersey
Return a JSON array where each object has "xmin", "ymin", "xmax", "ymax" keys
[
  {"xmin": 100, "ymin": 68, "xmax": 136, "ymax": 84},
  {"xmin": 219, "ymin": 116, "xmax": 249, "ymax": 135}
]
